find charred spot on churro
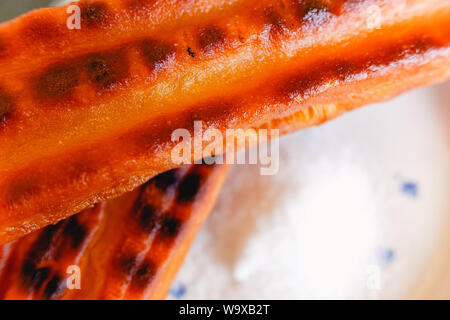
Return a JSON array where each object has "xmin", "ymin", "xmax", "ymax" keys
[
  {"xmin": 63, "ymin": 216, "xmax": 87, "ymax": 249},
  {"xmin": 21, "ymin": 262, "xmax": 51, "ymax": 292},
  {"xmin": 86, "ymin": 49, "xmax": 129, "ymax": 89},
  {"xmin": 357, "ymin": 35, "xmax": 433, "ymax": 69},
  {"xmin": 334, "ymin": 60, "xmax": 359, "ymax": 81},
  {"xmin": 284, "ymin": 70, "xmax": 326, "ymax": 100},
  {"xmin": 20, "ymin": 225, "xmax": 58, "ymax": 288},
  {"xmin": 394, "ymin": 36, "xmax": 433, "ymax": 60},
  {"xmin": 198, "ymin": 25, "xmax": 226, "ymax": 51},
  {"xmin": 35, "ymin": 63, "xmax": 80, "ymax": 99},
  {"xmin": 20, "ymin": 260, "xmax": 37, "ymax": 288},
  {"xmin": 29, "ymin": 226, "xmax": 58, "ymax": 260},
  {"xmin": 42, "ymin": 274, "xmax": 62, "ymax": 299},
  {"xmin": 408, "ymin": 36, "xmax": 435, "ymax": 54},
  {"xmin": 177, "ymin": 173, "xmax": 202, "ymax": 202},
  {"xmin": 154, "ymin": 169, "xmax": 179, "ymax": 190},
  {"xmin": 80, "ymin": 1, "xmax": 111, "ymax": 28},
  {"xmin": 32, "ymin": 267, "xmax": 52, "ymax": 292},
  {"xmin": 119, "ymin": 253, "xmax": 137, "ymax": 275},
  {"xmin": 140, "ymin": 38, "xmax": 176, "ymax": 71},
  {"xmin": 159, "ymin": 216, "xmax": 182, "ymax": 239},
  {"xmin": 138, "ymin": 204, "xmax": 159, "ymax": 232},
  {"xmin": 131, "ymin": 261, "xmax": 156, "ymax": 289},
  {"xmin": 280, "ymin": 35, "xmax": 439, "ymax": 101}
]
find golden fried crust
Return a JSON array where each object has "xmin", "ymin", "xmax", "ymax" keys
[
  {"xmin": 0, "ymin": 164, "xmax": 228, "ymax": 300},
  {"xmin": 0, "ymin": 0, "xmax": 449, "ymax": 243}
]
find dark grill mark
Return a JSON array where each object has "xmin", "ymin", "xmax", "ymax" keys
[
  {"xmin": 63, "ymin": 216, "xmax": 87, "ymax": 249},
  {"xmin": 20, "ymin": 260, "xmax": 52, "ymax": 292},
  {"xmin": 0, "ymin": 88, "xmax": 14, "ymax": 125},
  {"xmin": 20, "ymin": 260, "xmax": 38, "ymax": 288},
  {"xmin": 20, "ymin": 226, "xmax": 58, "ymax": 289},
  {"xmin": 33, "ymin": 46, "xmax": 130, "ymax": 100},
  {"xmin": 284, "ymin": 61, "xmax": 335, "ymax": 98},
  {"xmin": 159, "ymin": 216, "xmax": 182, "ymax": 239},
  {"xmin": 177, "ymin": 173, "xmax": 202, "ymax": 202},
  {"xmin": 31, "ymin": 266, "xmax": 52, "ymax": 291},
  {"xmin": 42, "ymin": 274, "xmax": 62, "ymax": 300},
  {"xmin": 35, "ymin": 63, "xmax": 80, "ymax": 99},
  {"xmin": 281, "ymin": 35, "xmax": 438, "ymax": 99},
  {"xmin": 198, "ymin": 26, "xmax": 226, "ymax": 51},
  {"xmin": 140, "ymin": 38, "xmax": 175, "ymax": 71},
  {"xmin": 154, "ymin": 169, "xmax": 178, "ymax": 190},
  {"xmin": 334, "ymin": 60, "xmax": 359, "ymax": 81},
  {"xmin": 369, "ymin": 36, "xmax": 434, "ymax": 66},
  {"xmin": 119, "ymin": 253, "xmax": 136, "ymax": 275},
  {"xmin": 27, "ymin": 225, "xmax": 58, "ymax": 261},
  {"xmin": 80, "ymin": 1, "xmax": 110, "ymax": 28},
  {"xmin": 138, "ymin": 204, "xmax": 158, "ymax": 232},
  {"xmin": 86, "ymin": 49, "xmax": 129, "ymax": 89},
  {"xmin": 131, "ymin": 261, "xmax": 155, "ymax": 289}
]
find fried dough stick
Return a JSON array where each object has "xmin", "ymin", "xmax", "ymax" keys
[
  {"xmin": 0, "ymin": 0, "xmax": 449, "ymax": 243},
  {"xmin": 0, "ymin": 164, "xmax": 228, "ymax": 299}
]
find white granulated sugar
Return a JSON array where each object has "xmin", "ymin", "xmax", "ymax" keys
[
  {"xmin": 231, "ymin": 150, "xmax": 383, "ymax": 299},
  {"xmin": 174, "ymin": 131, "xmax": 384, "ymax": 299}
]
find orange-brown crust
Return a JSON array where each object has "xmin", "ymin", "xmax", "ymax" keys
[
  {"xmin": 0, "ymin": 0, "xmax": 449, "ymax": 243},
  {"xmin": 0, "ymin": 163, "xmax": 228, "ymax": 300}
]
